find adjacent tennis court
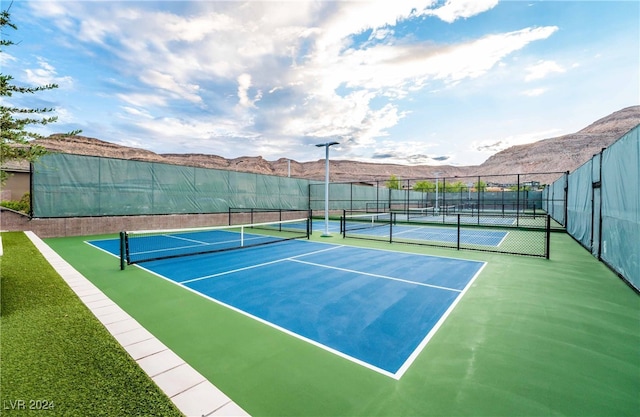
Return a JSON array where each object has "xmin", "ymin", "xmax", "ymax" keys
[
  {"xmin": 342, "ymin": 213, "xmax": 508, "ymax": 246},
  {"xmin": 347, "ymin": 222, "xmax": 508, "ymax": 246},
  {"xmin": 398, "ymin": 207, "xmax": 518, "ymax": 226},
  {"xmin": 89, "ymin": 233, "xmax": 485, "ymax": 378}
]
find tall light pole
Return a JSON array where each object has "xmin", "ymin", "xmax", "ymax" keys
[{"xmin": 316, "ymin": 141, "xmax": 339, "ymax": 237}]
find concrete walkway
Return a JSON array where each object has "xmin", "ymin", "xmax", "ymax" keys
[{"xmin": 25, "ymin": 231, "xmax": 250, "ymax": 417}]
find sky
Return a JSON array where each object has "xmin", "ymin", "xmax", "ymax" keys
[{"xmin": 2, "ymin": 0, "xmax": 639, "ymax": 166}]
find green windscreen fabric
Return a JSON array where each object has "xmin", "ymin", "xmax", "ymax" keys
[
  {"xmin": 546, "ymin": 125, "xmax": 639, "ymax": 291},
  {"xmin": 310, "ymin": 182, "xmax": 544, "ymax": 213},
  {"xmin": 600, "ymin": 126, "xmax": 639, "ymax": 290},
  {"xmin": 32, "ymin": 153, "xmax": 310, "ymax": 217},
  {"xmin": 309, "ymin": 182, "xmax": 390, "ymax": 211},
  {"xmin": 566, "ymin": 161, "xmax": 593, "ymax": 249}
]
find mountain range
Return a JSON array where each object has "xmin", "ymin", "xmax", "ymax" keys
[{"xmin": 35, "ymin": 105, "xmax": 639, "ymax": 185}]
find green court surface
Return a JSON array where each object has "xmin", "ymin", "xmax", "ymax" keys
[{"xmin": 44, "ymin": 231, "xmax": 639, "ymax": 417}]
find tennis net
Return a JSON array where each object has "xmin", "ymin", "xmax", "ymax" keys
[
  {"xmin": 342, "ymin": 209, "xmax": 551, "ymax": 258},
  {"xmin": 340, "ymin": 211, "xmax": 394, "ymax": 233},
  {"xmin": 120, "ymin": 217, "xmax": 310, "ymax": 267}
]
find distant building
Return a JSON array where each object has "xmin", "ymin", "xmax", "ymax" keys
[{"xmin": 1, "ymin": 161, "xmax": 30, "ymax": 201}]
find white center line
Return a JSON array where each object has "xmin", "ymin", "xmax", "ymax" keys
[
  {"xmin": 287, "ymin": 258, "xmax": 461, "ymax": 293},
  {"xmin": 179, "ymin": 245, "xmax": 343, "ymax": 285}
]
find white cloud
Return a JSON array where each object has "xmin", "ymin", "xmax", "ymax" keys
[
  {"xmin": 525, "ymin": 60, "xmax": 566, "ymax": 81},
  {"xmin": 474, "ymin": 128, "xmax": 564, "ymax": 154},
  {"xmin": 237, "ymin": 73, "xmax": 262, "ymax": 108},
  {"xmin": 25, "ymin": 1, "xmax": 568, "ymax": 163},
  {"xmin": 314, "ymin": 26, "xmax": 559, "ymax": 94},
  {"xmin": 139, "ymin": 69, "xmax": 203, "ymax": 104},
  {"xmin": 426, "ymin": 0, "xmax": 499, "ymax": 23},
  {"xmin": 354, "ymin": 139, "xmax": 450, "ymax": 165},
  {"xmin": 0, "ymin": 52, "xmax": 17, "ymax": 67},
  {"xmin": 126, "ymin": 114, "xmax": 273, "ymax": 158},
  {"xmin": 30, "ymin": 0, "xmax": 76, "ymax": 32},
  {"xmin": 522, "ymin": 88, "xmax": 547, "ymax": 96},
  {"xmin": 52, "ymin": 106, "xmax": 75, "ymax": 124},
  {"xmin": 121, "ymin": 106, "xmax": 153, "ymax": 119},
  {"xmin": 116, "ymin": 93, "xmax": 168, "ymax": 108},
  {"xmin": 24, "ymin": 57, "xmax": 73, "ymax": 88}
]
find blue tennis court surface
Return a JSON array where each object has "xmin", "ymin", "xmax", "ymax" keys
[{"xmin": 89, "ymin": 236, "xmax": 486, "ymax": 379}]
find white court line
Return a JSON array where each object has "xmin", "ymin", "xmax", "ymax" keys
[
  {"xmin": 179, "ymin": 245, "xmax": 343, "ymax": 285},
  {"xmin": 497, "ymin": 231, "xmax": 509, "ymax": 246},
  {"xmin": 86, "ymin": 241, "xmax": 120, "ymax": 258},
  {"xmin": 394, "ymin": 261, "xmax": 487, "ymax": 379},
  {"xmin": 392, "ymin": 225, "xmax": 454, "ymax": 237},
  {"xmin": 287, "ymin": 258, "xmax": 462, "ymax": 293}
]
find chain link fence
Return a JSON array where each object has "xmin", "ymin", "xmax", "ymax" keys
[{"xmin": 341, "ymin": 210, "xmax": 551, "ymax": 258}]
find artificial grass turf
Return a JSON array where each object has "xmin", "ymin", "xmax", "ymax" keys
[{"xmin": 0, "ymin": 232, "xmax": 183, "ymax": 416}]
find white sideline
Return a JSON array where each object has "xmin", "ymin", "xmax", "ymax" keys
[{"xmin": 24, "ymin": 231, "xmax": 250, "ymax": 417}]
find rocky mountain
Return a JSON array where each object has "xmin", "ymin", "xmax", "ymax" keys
[
  {"xmin": 34, "ymin": 105, "xmax": 639, "ymax": 185},
  {"xmin": 477, "ymin": 105, "xmax": 640, "ymax": 183}
]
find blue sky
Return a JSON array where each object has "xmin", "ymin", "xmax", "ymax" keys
[{"xmin": 3, "ymin": 0, "xmax": 639, "ymax": 166}]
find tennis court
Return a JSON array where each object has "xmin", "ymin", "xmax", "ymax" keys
[
  {"xmin": 41, "ymin": 227, "xmax": 639, "ymax": 417},
  {"xmin": 388, "ymin": 207, "xmax": 554, "ymax": 229},
  {"xmin": 89, "ymin": 231, "xmax": 486, "ymax": 379},
  {"xmin": 341, "ymin": 211, "xmax": 549, "ymax": 257},
  {"xmin": 407, "ymin": 213, "xmax": 517, "ymax": 226},
  {"xmin": 22, "ymin": 130, "xmax": 639, "ymax": 415}
]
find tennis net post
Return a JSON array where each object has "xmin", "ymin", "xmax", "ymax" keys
[{"xmin": 119, "ymin": 231, "xmax": 127, "ymax": 270}]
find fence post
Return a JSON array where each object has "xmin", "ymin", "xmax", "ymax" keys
[
  {"xmin": 597, "ymin": 148, "xmax": 605, "ymax": 260},
  {"xmin": 29, "ymin": 162, "xmax": 35, "ymax": 217},
  {"xmin": 308, "ymin": 183, "xmax": 313, "ymax": 220},
  {"xmin": 516, "ymin": 174, "xmax": 521, "ymax": 227},
  {"xmin": 477, "ymin": 175, "xmax": 481, "ymax": 223},
  {"xmin": 563, "ymin": 171, "xmax": 569, "ymax": 228},
  {"xmin": 119, "ymin": 231, "xmax": 126, "ymax": 270},
  {"xmin": 457, "ymin": 214, "xmax": 461, "ymax": 250},
  {"xmin": 545, "ymin": 214, "xmax": 551, "ymax": 259},
  {"xmin": 389, "ymin": 212, "xmax": 394, "ymax": 244}
]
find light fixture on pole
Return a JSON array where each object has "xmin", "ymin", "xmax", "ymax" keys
[{"xmin": 316, "ymin": 141, "xmax": 339, "ymax": 237}]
